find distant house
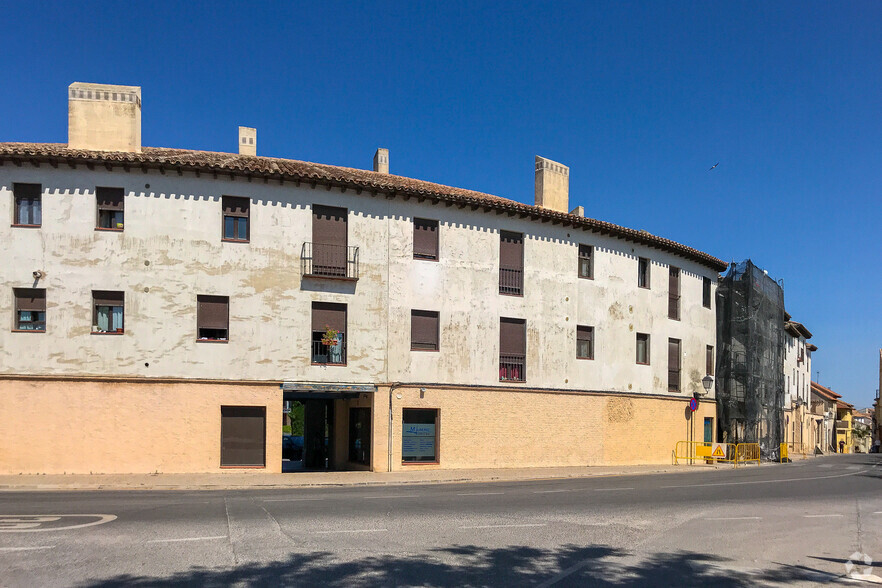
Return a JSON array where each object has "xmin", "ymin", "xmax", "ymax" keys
[{"xmin": 810, "ymin": 382, "xmax": 840, "ymax": 453}]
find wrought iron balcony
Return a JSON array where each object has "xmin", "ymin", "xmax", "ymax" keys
[
  {"xmin": 499, "ymin": 354, "xmax": 526, "ymax": 382},
  {"xmin": 499, "ymin": 267, "xmax": 523, "ymax": 296},
  {"xmin": 311, "ymin": 338, "xmax": 347, "ymax": 365},
  {"xmin": 301, "ymin": 243, "xmax": 359, "ymax": 280}
]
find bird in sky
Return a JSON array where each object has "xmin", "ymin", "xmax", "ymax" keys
[{"xmin": 708, "ymin": 162, "xmax": 720, "ymax": 171}]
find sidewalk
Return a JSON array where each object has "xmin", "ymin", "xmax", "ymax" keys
[{"xmin": 0, "ymin": 462, "xmax": 726, "ymax": 492}]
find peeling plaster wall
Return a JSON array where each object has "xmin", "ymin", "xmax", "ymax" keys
[{"xmin": 1, "ymin": 163, "xmax": 717, "ymax": 399}]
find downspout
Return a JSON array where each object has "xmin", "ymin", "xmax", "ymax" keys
[{"xmin": 388, "ymin": 382, "xmax": 400, "ymax": 472}]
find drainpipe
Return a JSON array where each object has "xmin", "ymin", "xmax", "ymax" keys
[{"xmin": 388, "ymin": 382, "xmax": 400, "ymax": 472}]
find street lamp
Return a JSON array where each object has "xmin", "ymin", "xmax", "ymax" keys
[{"xmin": 701, "ymin": 375, "xmax": 714, "ymax": 395}]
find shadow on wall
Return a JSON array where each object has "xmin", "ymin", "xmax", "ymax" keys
[{"xmin": 84, "ymin": 543, "xmax": 842, "ymax": 587}]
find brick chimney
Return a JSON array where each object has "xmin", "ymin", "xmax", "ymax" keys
[
  {"xmin": 238, "ymin": 126, "xmax": 256, "ymax": 156},
  {"xmin": 534, "ymin": 155, "xmax": 569, "ymax": 213},
  {"xmin": 68, "ymin": 82, "xmax": 141, "ymax": 152},
  {"xmin": 373, "ymin": 148, "xmax": 389, "ymax": 174}
]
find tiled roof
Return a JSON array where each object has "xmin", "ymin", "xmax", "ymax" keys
[
  {"xmin": 811, "ymin": 381, "xmax": 841, "ymax": 401},
  {"xmin": 836, "ymin": 400, "xmax": 853, "ymax": 410},
  {"xmin": 0, "ymin": 142, "xmax": 729, "ymax": 272}
]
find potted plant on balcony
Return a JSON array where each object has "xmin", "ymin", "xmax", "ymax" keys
[{"xmin": 321, "ymin": 326, "xmax": 339, "ymax": 347}]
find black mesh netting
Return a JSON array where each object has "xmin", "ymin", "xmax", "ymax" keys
[{"xmin": 716, "ymin": 260, "xmax": 785, "ymax": 460}]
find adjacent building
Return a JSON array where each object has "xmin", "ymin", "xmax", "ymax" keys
[
  {"xmin": 811, "ymin": 382, "xmax": 840, "ymax": 453},
  {"xmin": 0, "ymin": 82, "xmax": 727, "ymax": 474},
  {"xmin": 782, "ymin": 315, "xmax": 815, "ymax": 453}
]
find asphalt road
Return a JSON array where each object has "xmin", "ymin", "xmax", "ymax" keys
[{"xmin": 1, "ymin": 453, "xmax": 880, "ymax": 587}]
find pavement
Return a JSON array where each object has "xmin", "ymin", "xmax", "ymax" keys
[
  {"xmin": 0, "ymin": 461, "xmax": 733, "ymax": 491},
  {"xmin": 1, "ymin": 453, "xmax": 878, "ymax": 587}
]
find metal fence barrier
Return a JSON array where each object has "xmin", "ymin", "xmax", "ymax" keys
[
  {"xmin": 673, "ymin": 441, "xmax": 736, "ymax": 466},
  {"xmin": 734, "ymin": 443, "xmax": 761, "ymax": 466}
]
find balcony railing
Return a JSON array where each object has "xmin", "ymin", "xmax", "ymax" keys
[
  {"xmin": 302, "ymin": 242, "xmax": 359, "ymax": 280},
  {"xmin": 311, "ymin": 338, "xmax": 346, "ymax": 365},
  {"xmin": 499, "ymin": 354, "xmax": 526, "ymax": 382},
  {"xmin": 499, "ymin": 267, "xmax": 523, "ymax": 296}
]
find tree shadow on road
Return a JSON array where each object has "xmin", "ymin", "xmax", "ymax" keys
[{"xmin": 82, "ymin": 543, "xmax": 843, "ymax": 587}]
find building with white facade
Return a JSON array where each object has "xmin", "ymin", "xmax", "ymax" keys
[
  {"xmin": 0, "ymin": 83, "xmax": 727, "ymax": 474},
  {"xmin": 782, "ymin": 315, "xmax": 815, "ymax": 453}
]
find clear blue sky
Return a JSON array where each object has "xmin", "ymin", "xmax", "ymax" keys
[{"xmin": 3, "ymin": 1, "xmax": 880, "ymax": 408}]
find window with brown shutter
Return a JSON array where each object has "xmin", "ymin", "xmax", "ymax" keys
[
  {"xmin": 311, "ymin": 302, "xmax": 347, "ymax": 364},
  {"xmin": 499, "ymin": 317, "xmax": 526, "ymax": 381},
  {"xmin": 578, "ymin": 244, "xmax": 593, "ymax": 279},
  {"xmin": 636, "ymin": 333, "xmax": 650, "ymax": 365},
  {"xmin": 706, "ymin": 345, "xmax": 714, "ymax": 376},
  {"xmin": 311, "ymin": 205, "xmax": 348, "ymax": 276},
  {"xmin": 96, "ymin": 187, "xmax": 124, "ymax": 230},
  {"xmin": 413, "ymin": 218, "xmax": 439, "ymax": 260},
  {"xmin": 703, "ymin": 276, "xmax": 712, "ymax": 309},
  {"xmin": 13, "ymin": 288, "xmax": 46, "ymax": 332},
  {"xmin": 638, "ymin": 257, "xmax": 650, "ymax": 289},
  {"xmin": 92, "ymin": 290, "xmax": 124, "ymax": 334},
  {"xmin": 13, "ymin": 183, "xmax": 41, "ymax": 227},
  {"xmin": 668, "ymin": 338, "xmax": 681, "ymax": 391},
  {"xmin": 222, "ymin": 196, "xmax": 250, "ymax": 242},
  {"xmin": 220, "ymin": 406, "xmax": 266, "ymax": 467},
  {"xmin": 411, "ymin": 310, "xmax": 439, "ymax": 351},
  {"xmin": 499, "ymin": 231, "xmax": 524, "ymax": 296},
  {"xmin": 576, "ymin": 325, "xmax": 594, "ymax": 359},
  {"xmin": 197, "ymin": 295, "xmax": 229, "ymax": 341},
  {"xmin": 668, "ymin": 267, "xmax": 680, "ymax": 320}
]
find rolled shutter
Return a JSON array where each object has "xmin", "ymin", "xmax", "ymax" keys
[
  {"xmin": 499, "ymin": 231, "xmax": 523, "ymax": 269},
  {"xmin": 198, "ymin": 295, "xmax": 229, "ymax": 329},
  {"xmin": 93, "ymin": 290, "xmax": 123, "ymax": 306},
  {"xmin": 669, "ymin": 267, "xmax": 679, "ymax": 297},
  {"xmin": 413, "ymin": 219, "xmax": 438, "ymax": 258},
  {"xmin": 411, "ymin": 310, "xmax": 439, "ymax": 348},
  {"xmin": 15, "ymin": 288, "xmax": 45, "ymax": 311},
  {"xmin": 312, "ymin": 302, "xmax": 346, "ymax": 332},
  {"xmin": 500, "ymin": 318, "xmax": 526, "ymax": 355},
  {"xmin": 96, "ymin": 187, "xmax": 124, "ymax": 210},
  {"xmin": 312, "ymin": 205, "xmax": 347, "ymax": 246},
  {"xmin": 220, "ymin": 406, "xmax": 266, "ymax": 466},
  {"xmin": 668, "ymin": 339, "xmax": 680, "ymax": 369}
]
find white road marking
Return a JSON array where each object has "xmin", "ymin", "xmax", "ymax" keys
[
  {"xmin": 0, "ymin": 545, "xmax": 55, "ymax": 552},
  {"xmin": 460, "ymin": 523, "xmax": 547, "ymax": 529},
  {"xmin": 0, "ymin": 514, "xmax": 116, "ymax": 533},
  {"xmin": 147, "ymin": 536, "xmax": 227, "ymax": 544},
  {"xmin": 314, "ymin": 528, "xmax": 387, "ymax": 534},
  {"xmin": 660, "ymin": 468, "xmax": 866, "ymax": 489},
  {"xmin": 457, "ymin": 492, "xmax": 505, "ymax": 496},
  {"xmin": 533, "ymin": 489, "xmax": 571, "ymax": 494},
  {"xmin": 874, "ymin": 512, "xmax": 882, "ymax": 515},
  {"xmin": 262, "ymin": 498, "xmax": 325, "ymax": 502},
  {"xmin": 705, "ymin": 517, "xmax": 762, "ymax": 521},
  {"xmin": 803, "ymin": 514, "xmax": 843, "ymax": 518},
  {"xmin": 594, "ymin": 487, "xmax": 634, "ymax": 492},
  {"xmin": 361, "ymin": 495, "xmax": 416, "ymax": 500}
]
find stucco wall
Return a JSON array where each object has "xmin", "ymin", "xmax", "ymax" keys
[
  {"xmin": 376, "ymin": 385, "xmax": 715, "ymax": 470},
  {"xmin": 0, "ymin": 163, "xmax": 717, "ymax": 399},
  {"xmin": 0, "ymin": 379, "xmax": 281, "ymax": 474}
]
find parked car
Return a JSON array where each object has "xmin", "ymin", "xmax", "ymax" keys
[{"xmin": 282, "ymin": 435, "xmax": 304, "ymax": 461}]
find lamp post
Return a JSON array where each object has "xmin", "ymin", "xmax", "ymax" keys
[{"xmin": 701, "ymin": 375, "xmax": 714, "ymax": 395}]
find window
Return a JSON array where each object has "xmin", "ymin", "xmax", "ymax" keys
[
  {"xmin": 309, "ymin": 205, "xmax": 349, "ymax": 277},
  {"xmin": 96, "ymin": 187, "xmax": 124, "ymax": 230},
  {"xmin": 220, "ymin": 406, "xmax": 266, "ymax": 467},
  {"xmin": 638, "ymin": 257, "xmax": 650, "ymax": 289},
  {"xmin": 578, "ymin": 244, "xmax": 594, "ymax": 279},
  {"xmin": 402, "ymin": 408, "xmax": 438, "ymax": 463},
  {"xmin": 413, "ymin": 218, "xmax": 439, "ymax": 260},
  {"xmin": 636, "ymin": 333, "xmax": 650, "ymax": 365},
  {"xmin": 13, "ymin": 183, "xmax": 41, "ymax": 227},
  {"xmin": 702, "ymin": 276, "xmax": 712, "ymax": 308},
  {"xmin": 499, "ymin": 231, "xmax": 524, "ymax": 295},
  {"xmin": 222, "ymin": 196, "xmax": 249, "ymax": 242},
  {"xmin": 411, "ymin": 310, "xmax": 439, "ymax": 351},
  {"xmin": 706, "ymin": 345, "xmax": 714, "ymax": 376},
  {"xmin": 92, "ymin": 290, "xmax": 124, "ymax": 334},
  {"xmin": 668, "ymin": 266, "xmax": 680, "ymax": 320},
  {"xmin": 13, "ymin": 288, "xmax": 45, "ymax": 331},
  {"xmin": 349, "ymin": 407, "xmax": 371, "ymax": 465},
  {"xmin": 668, "ymin": 338, "xmax": 681, "ymax": 392},
  {"xmin": 576, "ymin": 325, "xmax": 594, "ymax": 359},
  {"xmin": 499, "ymin": 317, "xmax": 526, "ymax": 381},
  {"xmin": 311, "ymin": 302, "xmax": 346, "ymax": 364},
  {"xmin": 197, "ymin": 295, "xmax": 229, "ymax": 341}
]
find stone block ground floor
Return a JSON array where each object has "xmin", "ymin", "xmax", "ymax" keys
[{"xmin": 0, "ymin": 378, "xmax": 716, "ymax": 475}]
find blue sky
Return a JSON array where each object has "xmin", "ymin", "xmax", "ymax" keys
[{"xmin": 2, "ymin": 1, "xmax": 880, "ymax": 408}]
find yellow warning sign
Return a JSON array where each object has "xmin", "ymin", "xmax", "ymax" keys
[{"xmin": 711, "ymin": 444, "xmax": 726, "ymax": 458}]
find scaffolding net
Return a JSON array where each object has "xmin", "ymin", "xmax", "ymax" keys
[{"xmin": 716, "ymin": 260, "xmax": 785, "ymax": 460}]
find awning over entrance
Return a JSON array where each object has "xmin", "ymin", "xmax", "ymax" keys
[{"xmin": 281, "ymin": 382, "xmax": 376, "ymax": 400}]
